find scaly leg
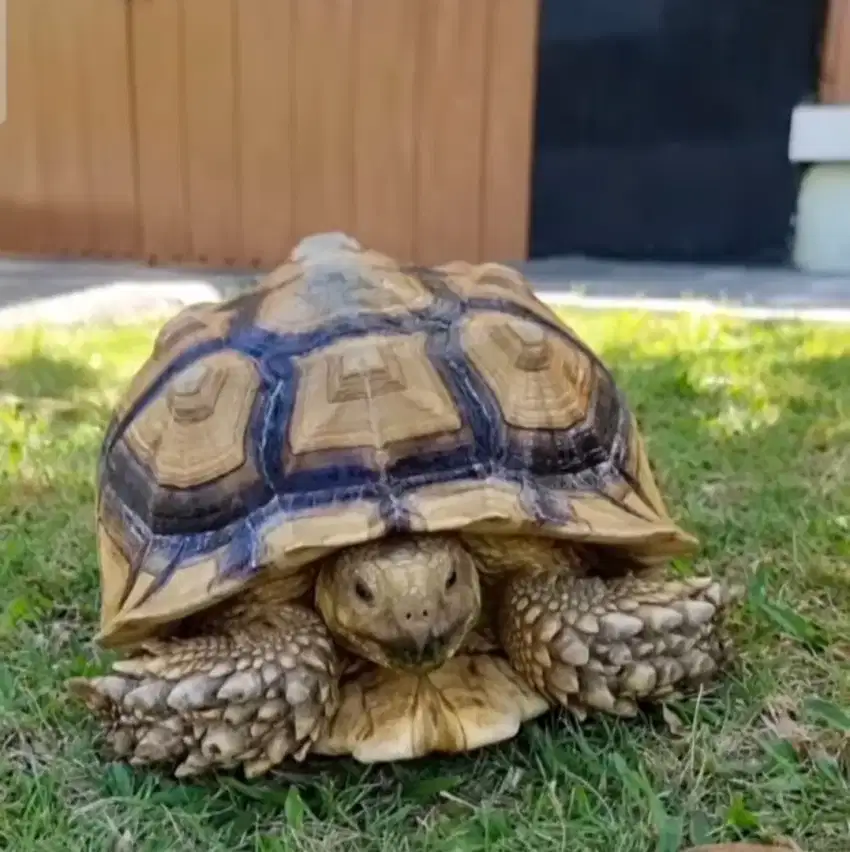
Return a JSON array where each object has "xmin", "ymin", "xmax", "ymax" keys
[
  {"xmin": 67, "ymin": 604, "xmax": 341, "ymax": 778},
  {"xmin": 498, "ymin": 569, "xmax": 740, "ymax": 718}
]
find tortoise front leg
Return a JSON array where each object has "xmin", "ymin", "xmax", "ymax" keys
[
  {"xmin": 497, "ymin": 568, "xmax": 741, "ymax": 719},
  {"xmin": 67, "ymin": 604, "xmax": 341, "ymax": 778}
]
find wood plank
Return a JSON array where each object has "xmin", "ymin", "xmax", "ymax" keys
[
  {"xmin": 415, "ymin": 0, "xmax": 489, "ymax": 264},
  {"xmin": 32, "ymin": 0, "xmax": 92, "ymax": 254},
  {"xmin": 820, "ymin": 0, "xmax": 850, "ymax": 103},
  {"xmin": 0, "ymin": 0, "xmax": 43, "ymax": 254},
  {"xmin": 237, "ymin": 0, "xmax": 295, "ymax": 267},
  {"xmin": 0, "ymin": 0, "xmax": 5, "ymax": 128},
  {"xmin": 78, "ymin": 0, "xmax": 138, "ymax": 258},
  {"xmin": 480, "ymin": 0, "xmax": 539, "ymax": 262},
  {"xmin": 131, "ymin": 0, "xmax": 190, "ymax": 263},
  {"xmin": 183, "ymin": 0, "xmax": 241, "ymax": 265},
  {"xmin": 351, "ymin": 0, "xmax": 417, "ymax": 261},
  {"xmin": 292, "ymin": 0, "xmax": 355, "ymax": 242}
]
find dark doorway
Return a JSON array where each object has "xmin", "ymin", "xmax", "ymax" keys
[{"xmin": 529, "ymin": 0, "xmax": 827, "ymax": 264}]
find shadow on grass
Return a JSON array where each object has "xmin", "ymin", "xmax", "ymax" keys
[
  {"xmin": 0, "ymin": 352, "xmax": 101, "ymax": 402},
  {"xmin": 0, "ymin": 351, "xmax": 108, "ymax": 444}
]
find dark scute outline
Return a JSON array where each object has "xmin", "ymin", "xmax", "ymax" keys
[{"xmin": 102, "ymin": 284, "xmax": 635, "ymax": 586}]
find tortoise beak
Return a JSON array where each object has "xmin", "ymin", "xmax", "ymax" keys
[{"xmin": 384, "ymin": 627, "xmax": 457, "ymax": 672}]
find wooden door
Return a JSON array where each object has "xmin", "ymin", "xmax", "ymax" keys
[
  {"xmin": 0, "ymin": 0, "xmax": 138, "ymax": 259},
  {"xmin": 0, "ymin": 0, "xmax": 540, "ymax": 268}
]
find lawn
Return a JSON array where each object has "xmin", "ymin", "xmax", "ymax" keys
[{"xmin": 1, "ymin": 308, "xmax": 849, "ymax": 852}]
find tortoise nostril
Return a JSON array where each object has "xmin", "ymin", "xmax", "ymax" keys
[{"xmin": 403, "ymin": 609, "xmax": 430, "ymax": 621}]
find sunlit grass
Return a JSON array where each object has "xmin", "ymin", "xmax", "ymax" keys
[{"xmin": 1, "ymin": 310, "xmax": 848, "ymax": 851}]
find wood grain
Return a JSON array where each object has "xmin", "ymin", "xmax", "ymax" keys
[
  {"xmin": 352, "ymin": 0, "xmax": 418, "ymax": 261},
  {"xmin": 131, "ymin": 0, "xmax": 190, "ymax": 262},
  {"xmin": 821, "ymin": 0, "xmax": 850, "ymax": 102},
  {"xmin": 237, "ymin": 0, "xmax": 295, "ymax": 267},
  {"xmin": 293, "ymin": 0, "xmax": 355, "ymax": 242},
  {"xmin": 0, "ymin": 0, "xmax": 540, "ymax": 266},
  {"xmin": 183, "ymin": 0, "xmax": 241, "ymax": 264},
  {"xmin": 416, "ymin": 0, "xmax": 489, "ymax": 264},
  {"xmin": 0, "ymin": 0, "xmax": 43, "ymax": 254}
]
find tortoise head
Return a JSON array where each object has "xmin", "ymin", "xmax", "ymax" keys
[{"xmin": 315, "ymin": 534, "xmax": 481, "ymax": 674}]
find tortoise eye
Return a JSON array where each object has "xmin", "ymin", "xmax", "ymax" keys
[
  {"xmin": 354, "ymin": 579, "xmax": 374, "ymax": 604},
  {"xmin": 445, "ymin": 569, "xmax": 458, "ymax": 590}
]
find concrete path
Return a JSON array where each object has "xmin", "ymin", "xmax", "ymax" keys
[{"xmin": 1, "ymin": 253, "xmax": 850, "ymax": 329}]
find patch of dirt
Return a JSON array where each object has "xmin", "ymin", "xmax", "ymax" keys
[
  {"xmin": 760, "ymin": 694, "xmax": 849, "ymax": 768},
  {"xmin": 684, "ymin": 844, "xmax": 804, "ymax": 852},
  {"xmin": 0, "ymin": 725, "xmax": 59, "ymax": 775}
]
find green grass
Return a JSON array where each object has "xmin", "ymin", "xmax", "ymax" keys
[{"xmin": 1, "ymin": 310, "xmax": 849, "ymax": 852}]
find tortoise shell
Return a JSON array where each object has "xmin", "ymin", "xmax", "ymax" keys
[{"xmin": 95, "ymin": 233, "xmax": 698, "ymax": 647}]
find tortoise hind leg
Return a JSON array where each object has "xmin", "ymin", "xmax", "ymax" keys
[
  {"xmin": 498, "ymin": 570, "xmax": 741, "ymax": 718},
  {"xmin": 67, "ymin": 604, "xmax": 341, "ymax": 778}
]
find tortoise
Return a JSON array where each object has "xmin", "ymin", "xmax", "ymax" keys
[{"xmin": 68, "ymin": 232, "xmax": 740, "ymax": 778}]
